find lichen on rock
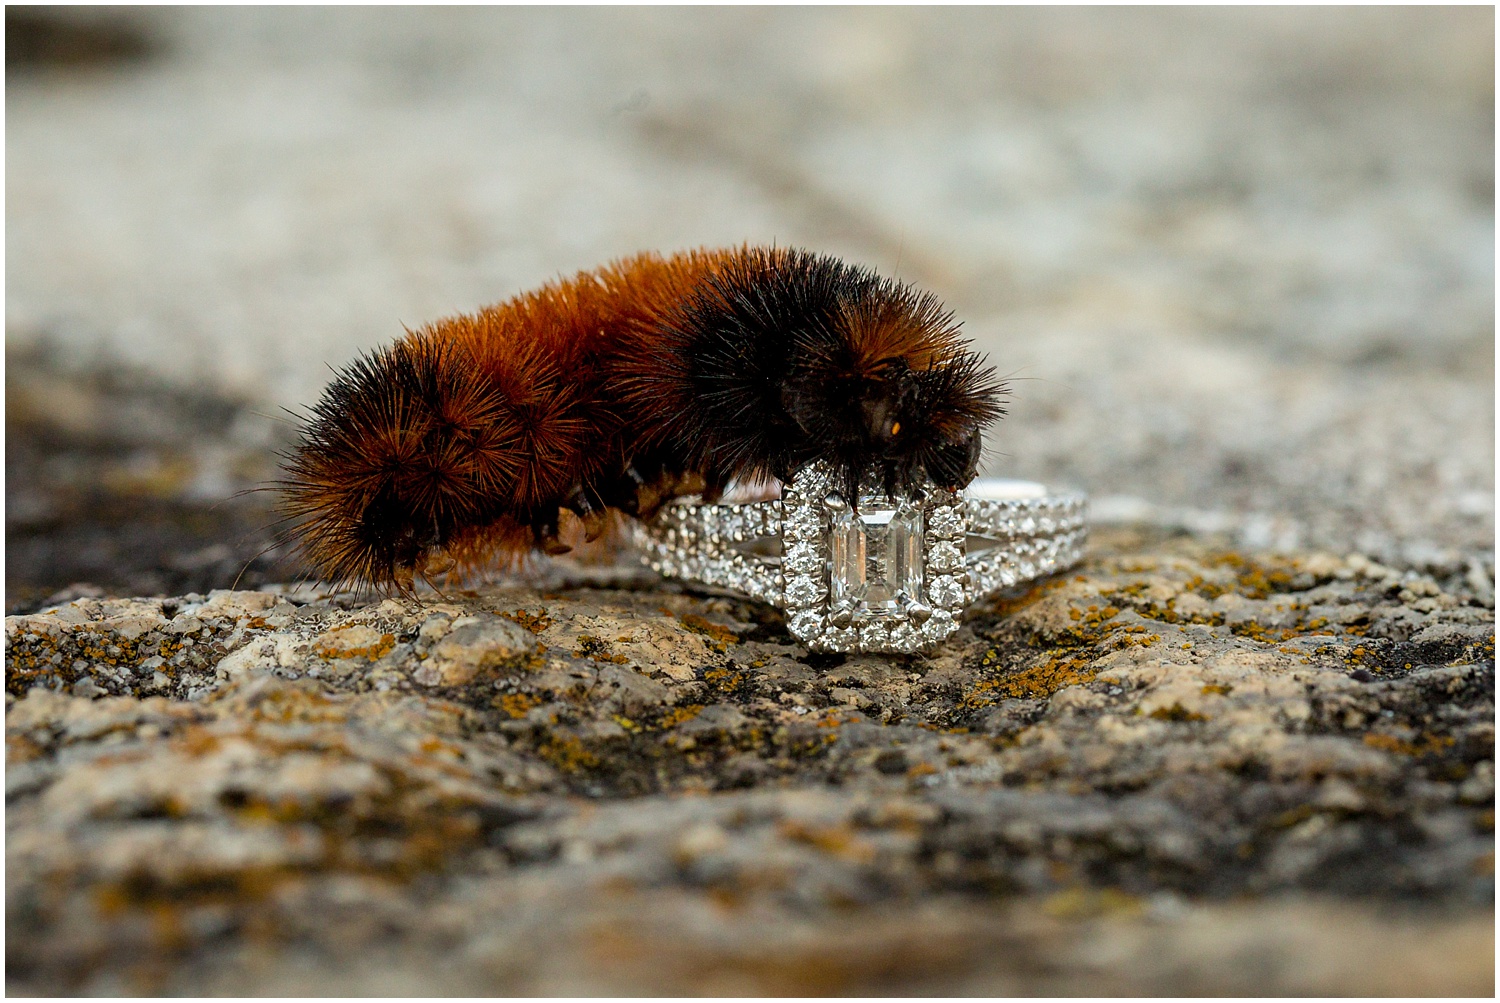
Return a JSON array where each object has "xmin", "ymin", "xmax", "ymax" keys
[{"xmin": 5, "ymin": 529, "xmax": 1493, "ymax": 994}]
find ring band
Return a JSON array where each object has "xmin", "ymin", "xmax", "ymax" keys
[{"xmin": 636, "ymin": 460, "xmax": 1087, "ymax": 654}]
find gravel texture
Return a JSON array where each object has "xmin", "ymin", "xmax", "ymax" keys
[{"xmin": 5, "ymin": 7, "xmax": 1493, "ymax": 995}]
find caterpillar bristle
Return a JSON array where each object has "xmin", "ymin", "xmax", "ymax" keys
[{"xmin": 279, "ymin": 246, "xmax": 1006, "ymax": 591}]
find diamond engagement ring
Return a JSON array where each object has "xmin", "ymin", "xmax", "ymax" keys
[{"xmin": 636, "ymin": 460, "xmax": 1088, "ymax": 654}]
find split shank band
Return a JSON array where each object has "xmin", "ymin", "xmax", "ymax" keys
[{"xmin": 635, "ymin": 460, "xmax": 1087, "ymax": 654}]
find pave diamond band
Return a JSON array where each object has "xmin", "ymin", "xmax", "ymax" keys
[{"xmin": 636, "ymin": 461, "xmax": 1087, "ymax": 654}]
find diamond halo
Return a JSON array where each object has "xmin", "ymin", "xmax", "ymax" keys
[{"xmin": 635, "ymin": 461, "xmax": 1087, "ymax": 655}]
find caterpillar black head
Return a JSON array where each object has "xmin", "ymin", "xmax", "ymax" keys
[{"xmin": 655, "ymin": 248, "xmax": 1006, "ymax": 505}]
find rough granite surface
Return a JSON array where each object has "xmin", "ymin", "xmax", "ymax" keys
[
  {"xmin": 5, "ymin": 6, "xmax": 1494, "ymax": 996},
  {"xmin": 7, "ymin": 529, "xmax": 1495, "ymax": 994}
]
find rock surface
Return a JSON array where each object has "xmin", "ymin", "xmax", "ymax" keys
[{"xmin": 7, "ymin": 528, "xmax": 1494, "ymax": 994}]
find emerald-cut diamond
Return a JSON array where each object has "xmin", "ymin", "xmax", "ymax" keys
[
  {"xmin": 764, "ymin": 462, "xmax": 979, "ymax": 653},
  {"xmin": 827, "ymin": 495, "xmax": 925, "ymax": 623}
]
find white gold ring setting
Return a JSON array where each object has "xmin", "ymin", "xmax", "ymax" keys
[{"xmin": 636, "ymin": 461, "xmax": 1087, "ymax": 655}]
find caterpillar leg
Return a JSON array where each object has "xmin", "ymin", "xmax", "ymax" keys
[
  {"xmin": 593, "ymin": 454, "xmax": 705, "ymax": 521},
  {"xmin": 530, "ymin": 508, "xmax": 573, "ymax": 556},
  {"xmin": 563, "ymin": 484, "xmax": 610, "ymax": 542}
]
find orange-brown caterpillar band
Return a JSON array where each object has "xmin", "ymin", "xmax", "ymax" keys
[{"xmin": 280, "ymin": 247, "xmax": 1006, "ymax": 591}]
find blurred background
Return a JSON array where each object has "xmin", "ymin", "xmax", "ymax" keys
[{"xmin": 6, "ymin": 6, "xmax": 1493, "ymax": 610}]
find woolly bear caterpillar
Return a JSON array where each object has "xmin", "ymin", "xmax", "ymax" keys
[{"xmin": 280, "ymin": 246, "xmax": 1005, "ymax": 592}]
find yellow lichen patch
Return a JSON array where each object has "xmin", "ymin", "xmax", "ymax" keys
[
  {"xmin": 1067, "ymin": 604, "xmax": 1122, "ymax": 628},
  {"xmin": 1116, "ymin": 569, "xmax": 1365, "ymax": 648},
  {"xmin": 962, "ymin": 601, "xmax": 1146, "ymax": 709},
  {"xmin": 1230, "ymin": 619, "xmax": 1337, "ymax": 644},
  {"xmin": 676, "ymin": 613, "xmax": 739, "ymax": 652},
  {"xmin": 659, "ymin": 704, "xmax": 704, "ymax": 729},
  {"xmin": 1201, "ymin": 552, "xmax": 1298, "ymax": 600},
  {"xmin": 1341, "ymin": 643, "xmax": 1399, "ymax": 673},
  {"xmin": 1111, "ymin": 553, "xmax": 1314, "ymax": 625},
  {"xmin": 496, "ymin": 692, "xmax": 541, "ymax": 718},
  {"xmin": 312, "ymin": 624, "xmax": 396, "ymax": 661},
  {"xmin": 6, "ymin": 623, "xmax": 194, "ymax": 696},
  {"xmin": 5, "ymin": 627, "xmax": 64, "ymax": 677},
  {"xmin": 1363, "ymin": 733, "xmax": 1456, "ymax": 757},
  {"xmin": 1102, "ymin": 630, "xmax": 1162, "ymax": 653},
  {"xmin": 498, "ymin": 608, "xmax": 554, "ymax": 634},
  {"xmin": 703, "ymin": 666, "xmax": 746, "ymax": 694},
  {"xmin": 962, "ymin": 651, "xmax": 1098, "ymax": 708},
  {"xmin": 536, "ymin": 732, "xmax": 600, "ymax": 772}
]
